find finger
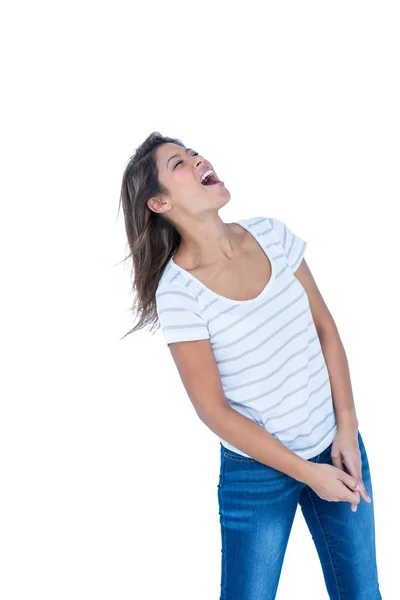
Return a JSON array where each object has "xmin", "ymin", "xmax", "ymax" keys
[
  {"xmin": 331, "ymin": 454, "xmax": 344, "ymax": 471},
  {"xmin": 350, "ymin": 491, "xmax": 360, "ymax": 512},
  {"xmin": 356, "ymin": 481, "xmax": 372, "ymax": 504},
  {"xmin": 341, "ymin": 473, "xmax": 359, "ymax": 492},
  {"xmin": 346, "ymin": 486, "xmax": 360, "ymax": 504}
]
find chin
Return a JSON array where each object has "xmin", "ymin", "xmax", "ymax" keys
[{"xmin": 215, "ymin": 190, "xmax": 231, "ymax": 209}]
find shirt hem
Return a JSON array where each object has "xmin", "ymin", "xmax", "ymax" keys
[{"xmin": 219, "ymin": 424, "xmax": 338, "ymax": 461}]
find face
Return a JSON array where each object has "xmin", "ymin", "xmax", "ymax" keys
[{"xmin": 148, "ymin": 142, "xmax": 230, "ymax": 218}]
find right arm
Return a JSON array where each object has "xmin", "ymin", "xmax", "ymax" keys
[
  {"xmin": 169, "ymin": 338, "xmax": 362, "ymax": 508},
  {"xmin": 169, "ymin": 337, "xmax": 315, "ymax": 484}
]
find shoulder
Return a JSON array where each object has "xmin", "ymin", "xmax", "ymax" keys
[
  {"xmin": 156, "ymin": 262, "xmax": 203, "ymax": 314},
  {"xmin": 155, "ymin": 262, "xmax": 210, "ymax": 345},
  {"xmin": 156, "ymin": 263, "xmax": 194, "ymax": 300},
  {"xmin": 236, "ymin": 215, "xmax": 271, "ymax": 227},
  {"xmin": 241, "ymin": 215, "xmax": 307, "ymax": 273},
  {"xmin": 263, "ymin": 216, "xmax": 308, "ymax": 271},
  {"xmin": 245, "ymin": 215, "xmax": 303, "ymax": 243},
  {"xmin": 235, "ymin": 215, "xmax": 284, "ymax": 240},
  {"xmin": 236, "ymin": 215, "xmax": 282, "ymax": 229}
]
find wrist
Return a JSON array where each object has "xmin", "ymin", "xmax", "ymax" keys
[
  {"xmin": 336, "ymin": 419, "xmax": 359, "ymax": 435},
  {"xmin": 295, "ymin": 459, "xmax": 319, "ymax": 486},
  {"xmin": 335, "ymin": 410, "xmax": 358, "ymax": 433}
]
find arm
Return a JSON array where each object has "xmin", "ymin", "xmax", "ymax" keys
[
  {"xmin": 168, "ymin": 338, "xmax": 316, "ymax": 484},
  {"xmin": 294, "ymin": 258, "xmax": 359, "ymax": 435}
]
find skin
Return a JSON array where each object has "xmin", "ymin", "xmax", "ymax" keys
[
  {"xmin": 147, "ymin": 143, "xmax": 235, "ymax": 267},
  {"xmin": 148, "ymin": 143, "xmax": 370, "ymax": 511}
]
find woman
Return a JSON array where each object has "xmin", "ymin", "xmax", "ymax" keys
[{"xmin": 119, "ymin": 132, "xmax": 382, "ymax": 599}]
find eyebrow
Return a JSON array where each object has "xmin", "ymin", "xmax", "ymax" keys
[{"xmin": 166, "ymin": 147, "xmax": 192, "ymax": 168}]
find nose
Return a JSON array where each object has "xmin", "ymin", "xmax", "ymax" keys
[
  {"xmin": 195, "ymin": 155, "xmax": 204, "ymax": 167},
  {"xmin": 194, "ymin": 154, "xmax": 208, "ymax": 170}
]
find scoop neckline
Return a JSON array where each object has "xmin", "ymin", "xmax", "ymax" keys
[{"xmin": 170, "ymin": 219, "xmax": 276, "ymax": 305}]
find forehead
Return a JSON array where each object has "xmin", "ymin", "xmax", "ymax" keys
[{"xmin": 156, "ymin": 143, "xmax": 187, "ymax": 167}]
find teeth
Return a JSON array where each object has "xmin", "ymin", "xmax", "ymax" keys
[{"xmin": 200, "ymin": 169, "xmax": 214, "ymax": 183}]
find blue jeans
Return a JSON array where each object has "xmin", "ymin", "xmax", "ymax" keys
[{"xmin": 217, "ymin": 430, "xmax": 382, "ymax": 599}]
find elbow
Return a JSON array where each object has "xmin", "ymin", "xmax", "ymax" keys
[
  {"xmin": 315, "ymin": 319, "xmax": 338, "ymax": 339},
  {"xmin": 196, "ymin": 404, "xmax": 230, "ymax": 428}
]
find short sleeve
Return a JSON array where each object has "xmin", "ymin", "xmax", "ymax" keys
[
  {"xmin": 268, "ymin": 217, "xmax": 307, "ymax": 273},
  {"xmin": 156, "ymin": 283, "xmax": 210, "ymax": 346}
]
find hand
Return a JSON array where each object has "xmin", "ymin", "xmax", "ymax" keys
[
  {"xmin": 306, "ymin": 462, "xmax": 363, "ymax": 507},
  {"xmin": 330, "ymin": 427, "xmax": 372, "ymax": 512}
]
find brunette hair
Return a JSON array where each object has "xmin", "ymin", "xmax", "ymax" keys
[{"xmin": 117, "ymin": 131, "xmax": 186, "ymax": 341}]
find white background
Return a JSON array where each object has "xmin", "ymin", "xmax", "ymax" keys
[{"xmin": 1, "ymin": 1, "xmax": 397, "ymax": 598}]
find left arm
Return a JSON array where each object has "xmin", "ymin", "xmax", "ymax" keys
[
  {"xmin": 291, "ymin": 255, "xmax": 371, "ymax": 511},
  {"xmin": 294, "ymin": 258, "xmax": 359, "ymax": 436}
]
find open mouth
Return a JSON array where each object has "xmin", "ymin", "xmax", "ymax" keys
[{"xmin": 201, "ymin": 171, "xmax": 223, "ymax": 186}]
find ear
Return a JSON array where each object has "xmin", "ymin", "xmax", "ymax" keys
[{"xmin": 147, "ymin": 196, "xmax": 166, "ymax": 213}]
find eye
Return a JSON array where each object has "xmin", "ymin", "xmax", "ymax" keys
[{"xmin": 173, "ymin": 151, "xmax": 199, "ymax": 169}]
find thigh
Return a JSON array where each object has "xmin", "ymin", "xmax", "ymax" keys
[
  {"xmin": 218, "ymin": 444, "xmax": 302, "ymax": 600},
  {"xmin": 298, "ymin": 430, "xmax": 382, "ymax": 599}
]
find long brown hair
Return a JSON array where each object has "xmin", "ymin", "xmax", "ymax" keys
[{"xmin": 117, "ymin": 131, "xmax": 187, "ymax": 341}]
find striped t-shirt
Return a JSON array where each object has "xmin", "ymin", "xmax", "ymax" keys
[{"xmin": 155, "ymin": 216, "xmax": 338, "ymax": 460}]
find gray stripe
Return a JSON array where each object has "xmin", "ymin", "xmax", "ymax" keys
[
  {"xmin": 259, "ymin": 375, "xmax": 310, "ymax": 411},
  {"xmin": 157, "ymin": 289, "xmax": 208, "ymax": 332},
  {"xmin": 266, "ymin": 379, "xmax": 330, "ymax": 427},
  {"xmin": 258, "ymin": 226, "xmax": 274, "ymax": 238},
  {"xmin": 282, "ymin": 222, "xmax": 288, "ymax": 250},
  {"xmin": 265, "ymin": 387, "xmax": 311, "ymax": 422},
  {"xmin": 260, "ymin": 374, "xmax": 323, "ymax": 419},
  {"xmin": 158, "ymin": 307, "xmax": 200, "ymax": 317},
  {"xmin": 227, "ymin": 351, "xmax": 328, "ymax": 408},
  {"xmin": 169, "ymin": 269, "xmax": 181, "ymax": 284},
  {"xmin": 287, "ymin": 232, "xmax": 296, "ymax": 262},
  {"xmin": 277, "ymin": 405, "xmax": 335, "ymax": 441},
  {"xmin": 272, "ymin": 262, "xmax": 290, "ymax": 282},
  {"xmin": 220, "ymin": 325, "xmax": 309, "ymax": 380},
  {"xmin": 203, "ymin": 296, "xmax": 223, "ymax": 312},
  {"xmin": 309, "ymin": 347, "xmax": 323, "ymax": 362},
  {"xmin": 214, "ymin": 288, "xmax": 307, "ymax": 350},
  {"xmin": 248, "ymin": 216, "xmax": 268, "ymax": 228},
  {"xmin": 217, "ymin": 307, "xmax": 309, "ymax": 366},
  {"xmin": 272, "ymin": 252, "xmax": 286, "ymax": 266},
  {"xmin": 265, "ymin": 240, "xmax": 281, "ymax": 249},
  {"xmin": 309, "ymin": 376, "xmax": 331, "ymax": 398},
  {"xmin": 263, "ymin": 355, "xmax": 327, "ymax": 412},
  {"xmin": 177, "ymin": 270, "xmax": 196, "ymax": 289},
  {"xmin": 212, "ymin": 279, "xmax": 304, "ymax": 342},
  {"xmin": 157, "ymin": 289, "xmax": 197, "ymax": 302},
  {"xmin": 309, "ymin": 360, "xmax": 326, "ymax": 380},
  {"xmin": 291, "ymin": 239, "xmax": 307, "ymax": 270},
  {"xmin": 207, "ymin": 302, "xmax": 241, "ymax": 324},
  {"xmin": 265, "ymin": 377, "xmax": 331, "ymax": 423},
  {"xmin": 296, "ymin": 422, "xmax": 337, "ymax": 453},
  {"xmin": 162, "ymin": 323, "xmax": 208, "ymax": 331},
  {"xmin": 225, "ymin": 348, "xmax": 308, "ymax": 398}
]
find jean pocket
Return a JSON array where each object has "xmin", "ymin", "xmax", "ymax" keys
[{"xmin": 223, "ymin": 447, "xmax": 256, "ymax": 462}]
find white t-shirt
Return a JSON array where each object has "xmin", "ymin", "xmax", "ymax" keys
[{"xmin": 155, "ymin": 216, "xmax": 337, "ymax": 460}]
